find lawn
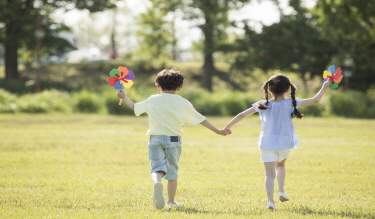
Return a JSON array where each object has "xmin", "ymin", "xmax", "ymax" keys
[{"xmin": 0, "ymin": 114, "xmax": 374, "ymax": 218}]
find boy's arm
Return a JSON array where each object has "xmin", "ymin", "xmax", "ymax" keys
[
  {"xmin": 200, "ymin": 119, "xmax": 229, "ymax": 136},
  {"xmin": 300, "ymin": 80, "xmax": 331, "ymax": 107},
  {"xmin": 225, "ymin": 107, "xmax": 256, "ymax": 133},
  {"xmin": 117, "ymin": 90, "xmax": 134, "ymax": 110}
]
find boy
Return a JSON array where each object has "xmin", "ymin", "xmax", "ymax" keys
[{"xmin": 117, "ymin": 68, "xmax": 229, "ymax": 209}]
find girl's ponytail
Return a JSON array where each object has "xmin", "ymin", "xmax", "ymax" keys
[
  {"xmin": 258, "ymin": 82, "xmax": 269, "ymax": 110},
  {"xmin": 290, "ymin": 84, "xmax": 303, "ymax": 119}
]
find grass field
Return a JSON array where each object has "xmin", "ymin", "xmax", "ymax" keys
[{"xmin": 1, "ymin": 114, "xmax": 374, "ymax": 219}]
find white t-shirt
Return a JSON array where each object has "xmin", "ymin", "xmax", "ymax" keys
[
  {"xmin": 252, "ymin": 98, "xmax": 302, "ymax": 150},
  {"xmin": 134, "ymin": 93, "xmax": 206, "ymax": 136}
]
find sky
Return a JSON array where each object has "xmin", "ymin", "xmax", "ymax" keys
[{"xmin": 53, "ymin": 0, "xmax": 317, "ymax": 54}]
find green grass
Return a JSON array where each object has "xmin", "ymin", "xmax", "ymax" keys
[{"xmin": 0, "ymin": 114, "xmax": 374, "ymax": 218}]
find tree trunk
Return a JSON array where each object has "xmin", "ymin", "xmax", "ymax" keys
[
  {"xmin": 203, "ymin": 53, "xmax": 214, "ymax": 91},
  {"xmin": 5, "ymin": 24, "xmax": 19, "ymax": 79},
  {"xmin": 110, "ymin": 9, "xmax": 117, "ymax": 60},
  {"xmin": 201, "ymin": 8, "xmax": 216, "ymax": 92}
]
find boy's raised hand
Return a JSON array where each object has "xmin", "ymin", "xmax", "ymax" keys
[
  {"xmin": 117, "ymin": 90, "xmax": 126, "ymax": 99},
  {"xmin": 117, "ymin": 90, "xmax": 135, "ymax": 110}
]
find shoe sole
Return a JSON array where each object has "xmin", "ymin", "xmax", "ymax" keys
[
  {"xmin": 153, "ymin": 183, "xmax": 165, "ymax": 209},
  {"xmin": 279, "ymin": 196, "xmax": 289, "ymax": 202}
]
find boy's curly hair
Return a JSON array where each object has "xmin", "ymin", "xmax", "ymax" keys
[
  {"xmin": 258, "ymin": 74, "xmax": 303, "ymax": 119},
  {"xmin": 155, "ymin": 68, "xmax": 184, "ymax": 91}
]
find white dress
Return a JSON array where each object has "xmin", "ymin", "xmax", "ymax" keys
[{"xmin": 252, "ymin": 98, "xmax": 302, "ymax": 150}]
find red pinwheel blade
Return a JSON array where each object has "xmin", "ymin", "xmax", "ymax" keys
[
  {"xmin": 334, "ymin": 67, "xmax": 342, "ymax": 76},
  {"xmin": 108, "ymin": 77, "xmax": 119, "ymax": 86}
]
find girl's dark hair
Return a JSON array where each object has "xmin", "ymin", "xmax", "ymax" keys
[
  {"xmin": 258, "ymin": 74, "xmax": 303, "ymax": 119},
  {"xmin": 155, "ymin": 68, "xmax": 184, "ymax": 90}
]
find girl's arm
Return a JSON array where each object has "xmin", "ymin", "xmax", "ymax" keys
[
  {"xmin": 117, "ymin": 90, "xmax": 135, "ymax": 110},
  {"xmin": 225, "ymin": 107, "xmax": 256, "ymax": 133},
  {"xmin": 200, "ymin": 119, "xmax": 229, "ymax": 136},
  {"xmin": 300, "ymin": 80, "xmax": 331, "ymax": 107}
]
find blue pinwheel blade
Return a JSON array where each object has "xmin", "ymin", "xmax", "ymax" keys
[
  {"xmin": 328, "ymin": 65, "xmax": 336, "ymax": 74},
  {"xmin": 114, "ymin": 81, "xmax": 124, "ymax": 90}
]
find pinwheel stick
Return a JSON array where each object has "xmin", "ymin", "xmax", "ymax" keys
[{"xmin": 118, "ymin": 85, "xmax": 123, "ymax": 105}]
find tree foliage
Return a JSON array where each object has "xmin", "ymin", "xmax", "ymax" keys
[
  {"xmin": 135, "ymin": 0, "xmax": 175, "ymax": 69},
  {"xmin": 182, "ymin": 0, "xmax": 251, "ymax": 91},
  {"xmin": 313, "ymin": 0, "xmax": 375, "ymax": 91},
  {"xmin": 134, "ymin": 0, "xmax": 251, "ymax": 91},
  {"xmin": 229, "ymin": 0, "xmax": 335, "ymax": 91},
  {"xmin": 0, "ymin": 0, "xmax": 117, "ymax": 79}
]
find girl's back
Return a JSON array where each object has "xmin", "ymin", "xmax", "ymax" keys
[{"xmin": 253, "ymin": 98, "xmax": 301, "ymax": 150}]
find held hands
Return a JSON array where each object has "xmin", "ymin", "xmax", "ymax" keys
[
  {"xmin": 217, "ymin": 128, "xmax": 232, "ymax": 136},
  {"xmin": 217, "ymin": 129, "xmax": 230, "ymax": 136},
  {"xmin": 225, "ymin": 127, "xmax": 232, "ymax": 135}
]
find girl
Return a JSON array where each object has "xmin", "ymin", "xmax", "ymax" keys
[{"xmin": 225, "ymin": 74, "xmax": 331, "ymax": 210}]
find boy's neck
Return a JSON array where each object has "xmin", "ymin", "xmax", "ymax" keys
[{"xmin": 161, "ymin": 90, "xmax": 178, "ymax": 94}]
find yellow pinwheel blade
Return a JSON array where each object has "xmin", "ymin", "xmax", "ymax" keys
[
  {"xmin": 123, "ymin": 80, "xmax": 134, "ymax": 89},
  {"xmin": 322, "ymin": 70, "xmax": 330, "ymax": 79}
]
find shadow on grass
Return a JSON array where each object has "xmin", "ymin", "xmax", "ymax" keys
[
  {"xmin": 293, "ymin": 205, "xmax": 374, "ymax": 218},
  {"xmin": 167, "ymin": 207, "xmax": 211, "ymax": 214},
  {"xmin": 165, "ymin": 206, "xmax": 261, "ymax": 217}
]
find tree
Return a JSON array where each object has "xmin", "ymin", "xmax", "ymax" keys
[
  {"xmin": 133, "ymin": 0, "xmax": 251, "ymax": 91},
  {"xmin": 230, "ymin": 0, "xmax": 335, "ymax": 91},
  {"xmin": 182, "ymin": 0, "xmax": 251, "ymax": 91},
  {"xmin": 136, "ymin": 0, "xmax": 175, "ymax": 69},
  {"xmin": 313, "ymin": 0, "xmax": 375, "ymax": 91},
  {"xmin": 0, "ymin": 0, "xmax": 117, "ymax": 80}
]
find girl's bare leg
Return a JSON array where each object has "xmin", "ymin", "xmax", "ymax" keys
[
  {"xmin": 276, "ymin": 159, "xmax": 287, "ymax": 193},
  {"xmin": 264, "ymin": 162, "xmax": 276, "ymax": 204}
]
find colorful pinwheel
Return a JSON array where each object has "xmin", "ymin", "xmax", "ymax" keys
[
  {"xmin": 107, "ymin": 66, "xmax": 135, "ymax": 105},
  {"xmin": 322, "ymin": 65, "xmax": 343, "ymax": 89}
]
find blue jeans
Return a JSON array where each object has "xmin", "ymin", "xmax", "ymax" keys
[{"xmin": 148, "ymin": 136, "xmax": 182, "ymax": 180}]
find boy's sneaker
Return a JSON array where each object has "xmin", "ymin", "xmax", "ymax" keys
[
  {"xmin": 166, "ymin": 202, "xmax": 180, "ymax": 208},
  {"xmin": 153, "ymin": 183, "xmax": 165, "ymax": 209},
  {"xmin": 266, "ymin": 202, "xmax": 276, "ymax": 211},
  {"xmin": 278, "ymin": 192, "xmax": 290, "ymax": 202}
]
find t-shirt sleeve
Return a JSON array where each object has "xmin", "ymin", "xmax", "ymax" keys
[
  {"xmin": 252, "ymin": 100, "xmax": 264, "ymax": 113},
  {"xmin": 185, "ymin": 103, "xmax": 206, "ymax": 125},
  {"xmin": 295, "ymin": 98, "xmax": 302, "ymax": 108},
  {"xmin": 134, "ymin": 100, "xmax": 147, "ymax": 116}
]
